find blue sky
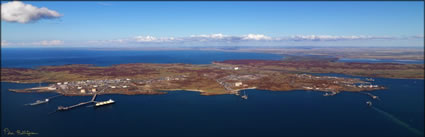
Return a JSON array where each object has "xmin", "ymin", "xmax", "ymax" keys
[{"xmin": 1, "ymin": 1, "xmax": 424, "ymax": 47}]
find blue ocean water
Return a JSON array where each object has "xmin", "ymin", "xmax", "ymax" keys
[
  {"xmin": 1, "ymin": 48, "xmax": 283, "ymax": 68},
  {"xmin": 1, "ymin": 48, "xmax": 424, "ymax": 136},
  {"xmin": 338, "ymin": 58, "xmax": 424, "ymax": 64}
]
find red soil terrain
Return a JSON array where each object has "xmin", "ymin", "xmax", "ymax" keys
[{"xmin": 215, "ymin": 60, "xmax": 424, "ymax": 79}]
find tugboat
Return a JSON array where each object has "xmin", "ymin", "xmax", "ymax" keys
[
  {"xmin": 29, "ymin": 99, "xmax": 49, "ymax": 106},
  {"xmin": 241, "ymin": 91, "xmax": 248, "ymax": 100},
  {"xmin": 57, "ymin": 106, "xmax": 68, "ymax": 111},
  {"xmin": 366, "ymin": 101, "xmax": 373, "ymax": 107}
]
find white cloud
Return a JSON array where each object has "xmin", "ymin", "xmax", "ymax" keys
[
  {"xmin": 5, "ymin": 34, "xmax": 418, "ymax": 47},
  {"xmin": 134, "ymin": 36, "xmax": 157, "ymax": 42},
  {"xmin": 1, "ymin": 40, "xmax": 10, "ymax": 46},
  {"xmin": 188, "ymin": 34, "xmax": 236, "ymax": 42},
  {"xmin": 187, "ymin": 33, "xmax": 274, "ymax": 42},
  {"xmin": 190, "ymin": 33, "xmax": 226, "ymax": 39},
  {"xmin": 82, "ymin": 34, "xmax": 419, "ymax": 47},
  {"xmin": 242, "ymin": 34, "xmax": 272, "ymax": 40},
  {"xmin": 1, "ymin": 1, "xmax": 62, "ymax": 23},
  {"xmin": 1, "ymin": 40, "xmax": 64, "ymax": 46},
  {"xmin": 288, "ymin": 35, "xmax": 395, "ymax": 41},
  {"xmin": 134, "ymin": 36, "xmax": 176, "ymax": 42},
  {"xmin": 32, "ymin": 40, "xmax": 64, "ymax": 46}
]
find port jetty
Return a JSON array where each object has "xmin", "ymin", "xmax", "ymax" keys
[
  {"xmin": 57, "ymin": 94, "xmax": 98, "ymax": 111},
  {"xmin": 3, "ymin": 57, "xmax": 417, "ymax": 111}
]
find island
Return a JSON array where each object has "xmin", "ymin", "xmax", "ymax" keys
[{"xmin": 1, "ymin": 57, "xmax": 423, "ymax": 96}]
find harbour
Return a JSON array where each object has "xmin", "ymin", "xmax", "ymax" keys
[
  {"xmin": 1, "ymin": 49, "xmax": 423, "ymax": 136},
  {"xmin": 25, "ymin": 92, "xmax": 117, "ymax": 112},
  {"xmin": 56, "ymin": 94, "xmax": 117, "ymax": 111},
  {"xmin": 2, "ymin": 73, "xmax": 423, "ymax": 137}
]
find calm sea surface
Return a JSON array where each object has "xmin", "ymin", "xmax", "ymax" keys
[
  {"xmin": 338, "ymin": 58, "xmax": 424, "ymax": 64},
  {"xmin": 1, "ymin": 48, "xmax": 424, "ymax": 136}
]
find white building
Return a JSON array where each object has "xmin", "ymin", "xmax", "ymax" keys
[
  {"xmin": 235, "ymin": 82, "xmax": 243, "ymax": 87},
  {"xmin": 64, "ymin": 82, "xmax": 69, "ymax": 85},
  {"xmin": 80, "ymin": 89, "xmax": 86, "ymax": 93},
  {"xmin": 57, "ymin": 82, "xmax": 62, "ymax": 85},
  {"xmin": 110, "ymin": 86, "xmax": 116, "ymax": 89},
  {"xmin": 92, "ymin": 88, "xmax": 97, "ymax": 92},
  {"xmin": 77, "ymin": 86, "xmax": 82, "ymax": 89},
  {"xmin": 234, "ymin": 67, "xmax": 239, "ymax": 70},
  {"xmin": 304, "ymin": 87, "xmax": 313, "ymax": 90},
  {"xmin": 59, "ymin": 85, "xmax": 67, "ymax": 89}
]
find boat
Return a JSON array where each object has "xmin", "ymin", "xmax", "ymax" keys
[
  {"xmin": 57, "ymin": 106, "xmax": 67, "ymax": 111},
  {"xmin": 241, "ymin": 91, "xmax": 248, "ymax": 100},
  {"xmin": 95, "ymin": 99, "xmax": 115, "ymax": 107},
  {"xmin": 28, "ymin": 99, "xmax": 49, "ymax": 106},
  {"xmin": 366, "ymin": 101, "xmax": 372, "ymax": 107},
  {"xmin": 365, "ymin": 78, "xmax": 375, "ymax": 81}
]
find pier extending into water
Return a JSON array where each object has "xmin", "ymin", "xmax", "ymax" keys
[
  {"xmin": 361, "ymin": 92, "xmax": 380, "ymax": 100},
  {"xmin": 57, "ymin": 94, "xmax": 97, "ymax": 111}
]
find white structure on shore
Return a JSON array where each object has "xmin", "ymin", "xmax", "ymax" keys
[{"xmin": 235, "ymin": 82, "xmax": 243, "ymax": 87}]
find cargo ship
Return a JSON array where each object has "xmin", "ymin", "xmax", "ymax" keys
[{"xmin": 95, "ymin": 99, "xmax": 115, "ymax": 107}]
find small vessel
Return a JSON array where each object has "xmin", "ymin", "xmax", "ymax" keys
[
  {"xmin": 57, "ymin": 106, "xmax": 67, "ymax": 111},
  {"xmin": 366, "ymin": 101, "xmax": 372, "ymax": 107},
  {"xmin": 28, "ymin": 99, "xmax": 49, "ymax": 106},
  {"xmin": 365, "ymin": 78, "xmax": 375, "ymax": 81},
  {"xmin": 241, "ymin": 91, "xmax": 248, "ymax": 100},
  {"xmin": 95, "ymin": 99, "xmax": 115, "ymax": 107}
]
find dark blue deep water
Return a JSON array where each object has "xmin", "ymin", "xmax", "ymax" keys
[{"xmin": 1, "ymin": 48, "xmax": 424, "ymax": 136}]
